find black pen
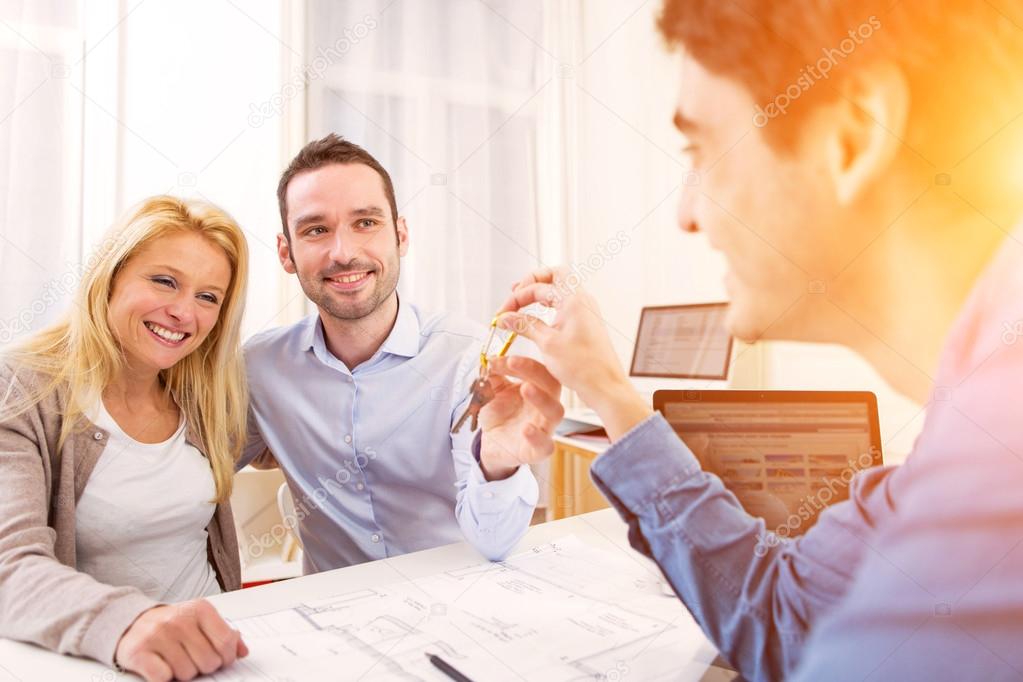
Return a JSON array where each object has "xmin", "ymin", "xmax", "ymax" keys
[{"xmin": 426, "ymin": 653, "xmax": 476, "ymax": 682}]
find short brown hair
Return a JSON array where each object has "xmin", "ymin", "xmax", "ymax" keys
[
  {"xmin": 657, "ymin": 0, "xmax": 1023, "ymax": 159},
  {"xmin": 277, "ymin": 133, "xmax": 398, "ymax": 239}
]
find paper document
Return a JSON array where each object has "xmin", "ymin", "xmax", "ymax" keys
[{"xmin": 211, "ymin": 536, "xmax": 716, "ymax": 681}]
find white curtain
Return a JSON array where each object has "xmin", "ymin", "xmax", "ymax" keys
[
  {"xmin": 306, "ymin": 0, "xmax": 546, "ymax": 322},
  {"xmin": 0, "ymin": 2, "xmax": 83, "ymax": 346}
]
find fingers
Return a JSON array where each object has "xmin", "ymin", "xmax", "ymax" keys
[
  {"xmin": 480, "ymin": 379, "xmax": 524, "ymax": 425},
  {"xmin": 132, "ymin": 651, "xmax": 173, "ymax": 682},
  {"xmin": 488, "ymin": 356, "xmax": 561, "ymax": 396},
  {"xmin": 498, "ymin": 283, "xmax": 565, "ymax": 315},
  {"xmin": 176, "ymin": 631, "xmax": 220, "ymax": 677},
  {"xmin": 520, "ymin": 420, "xmax": 555, "ymax": 458},
  {"xmin": 195, "ymin": 600, "xmax": 240, "ymax": 669},
  {"xmin": 484, "ymin": 373, "xmax": 512, "ymax": 395},
  {"xmin": 521, "ymin": 381, "xmax": 565, "ymax": 432},
  {"xmin": 161, "ymin": 640, "xmax": 199, "ymax": 681},
  {"xmin": 495, "ymin": 312, "xmax": 555, "ymax": 347},
  {"xmin": 119, "ymin": 601, "xmax": 243, "ymax": 682},
  {"xmin": 507, "ymin": 266, "xmax": 559, "ymax": 294}
]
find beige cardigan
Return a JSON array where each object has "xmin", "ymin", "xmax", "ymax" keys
[{"xmin": 0, "ymin": 362, "xmax": 241, "ymax": 666}]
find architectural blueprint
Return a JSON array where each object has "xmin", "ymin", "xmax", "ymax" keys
[{"xmin": 210, "ymin": 536, "xmax": 717, "ymax": 681}]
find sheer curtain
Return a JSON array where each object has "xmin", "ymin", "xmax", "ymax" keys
[
  {"xmin": 305, "ymin": 0, "xmax": 548, "ymax": 322},
  {"xmin": 0, "ymin": 2, "xmax": 83, "ymax": 346}
]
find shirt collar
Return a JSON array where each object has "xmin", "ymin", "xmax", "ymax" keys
[
  {"xmin": 299, "ymin": 296, "xmax": 421, "ymax": 360},
  {"xmin": 378, "ymin": 295, "xmax": 421, "ymax": 359},
  {"xmin": 300, "ymin": 313, "xmax": 319, "ymax": 352}
]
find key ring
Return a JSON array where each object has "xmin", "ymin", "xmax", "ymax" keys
[{"xmin": 479, "ymin": 315, "xmax": 518, "ymax": 372}]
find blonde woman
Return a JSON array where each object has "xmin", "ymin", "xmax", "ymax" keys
[{"xmin": 0, "ymin": 196, "xmax": 250, "ymax": 682}]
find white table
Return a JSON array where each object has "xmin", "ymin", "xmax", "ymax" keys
[{"xmin": 0, "ymin": 510, "xmax": 736, "ymax": 681}]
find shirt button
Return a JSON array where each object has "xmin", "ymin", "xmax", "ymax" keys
[
  {"xmin": 344, "ymin": 435, "xmax": 352, "ymax": 444},
  {"xmin": 371, "ymin": 533, "xmax": 381, "ymax": 543},
  {"xmin": 93, "ymin": 432, "xmax": 103, "ymax": 441},
  {"xmin": 356, "ymin": 483, "xmax": 365, "ymax": 491},
  {"xmin": 483, "ymin": 491, "xmax": 494, "ymax": 499}
]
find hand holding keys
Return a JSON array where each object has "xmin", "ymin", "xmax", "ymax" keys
[{"xmin": 451, "ymin": 317, "xmax": 517, "ymax": 434}]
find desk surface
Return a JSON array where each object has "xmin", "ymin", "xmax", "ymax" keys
[
  {"xmin": 0, "ymin": 509, "xmax": 734, "ymax": 681},
  {"xmin": 556, "ymin": 407, "xmax": 611, "ymax": 453}
]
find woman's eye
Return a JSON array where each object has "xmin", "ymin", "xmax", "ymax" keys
[
  {"xmin": 152, "ymin": 276, "xmax": 176, "ymax": 288},
  {"xmin": 198, "ymin": 293, "xmax": 219, "ymax": 304}
]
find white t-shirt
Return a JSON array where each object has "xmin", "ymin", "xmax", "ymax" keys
[{"xmin": 75, "ymin": 400, "xmax": 221, "ymax": 603}]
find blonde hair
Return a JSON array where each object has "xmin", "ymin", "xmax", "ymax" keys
[{"xmin": 4, "ymin": 195, "xmax": 249, "ymax": 502}]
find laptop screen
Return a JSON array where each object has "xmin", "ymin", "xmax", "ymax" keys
[
  {"xmin": 630, "ymin": 303, "xmax": 733, "ymax": 380},
  {"xmin": 654, "ymin": 390, "xmax": 883, "ymax": 536}
]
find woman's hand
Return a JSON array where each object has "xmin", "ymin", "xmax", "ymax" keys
[
  {"xmin": 115, "ymin": 600, "xmax": 248, "ymax": 682},
  {"xmin": 496, "ymin": 266, "xmax": 652, "ymax": 441}
]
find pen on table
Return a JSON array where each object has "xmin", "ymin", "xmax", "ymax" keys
[{"xmin": 426, "ymin": 653, "xmax": 476, "ymax": 682}]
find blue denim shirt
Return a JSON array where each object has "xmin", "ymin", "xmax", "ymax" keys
[
  {"xmin": 591, "ymin": 413, "xmax": 903, "ymax": 680},
  {"xmin": 590, "ymin": 233, "xmax": 1023, "ymax": 680}
]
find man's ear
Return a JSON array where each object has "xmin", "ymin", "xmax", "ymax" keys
[
  {"xmin": 277, "ymin": 233, "xmax": 297, "ymax": 274},
  {"xmin": 396, "ymin": 216, "xmax": 410, "ymax": 257},
  {"xmin": 824, "ymin": 62, "xmax": 910, "ymax": 205}
]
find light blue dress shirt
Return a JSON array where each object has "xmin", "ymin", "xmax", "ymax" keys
[{"xmin": 239, "ymin": 298, "xmax": 538, "ymax": 572}]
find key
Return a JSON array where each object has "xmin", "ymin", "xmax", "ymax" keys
[
  {"xmin": 451, "ymin": 375, "xmax": 495, "ymax": 434},
  {"xmin": 469, "ymin": 378, "xmax": 496, "ymax": 431},
  {"xmin": 449, "ymin": 316, "xmax": 519, "ymax": 435}
]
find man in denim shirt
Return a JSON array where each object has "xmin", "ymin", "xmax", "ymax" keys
[{"xmin": 495, "ymin": 1, "xmax": 1023, "ymax": 679}]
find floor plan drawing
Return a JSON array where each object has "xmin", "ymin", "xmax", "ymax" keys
[{"xmin": 209, "ymin": 536, "xmax": 717, "ymax": 681}]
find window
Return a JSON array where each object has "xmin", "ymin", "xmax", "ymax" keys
[
  {"xmin": 0, "ymin": 3, "xmax": 83, "ymax": 344},
  {"xmin": 306, "ymin": 0, "xmax": 546, "ymax": 321}
]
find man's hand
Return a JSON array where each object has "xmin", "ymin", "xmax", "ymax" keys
[
  {"xmin": 477, "ymin": 356, "xmax": 565, "ymax": 480},
  {"xmin": 496, "ymin": 266, "xmax": 652, "ymax": 441},
  {"xmin": 115, "ymin": 600, "xmax": 248, "ymax": 682}
]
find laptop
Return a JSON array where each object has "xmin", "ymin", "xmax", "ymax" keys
[{"xmin": 654, "ymin": 390, "xmax": 883, "ymax": 535}]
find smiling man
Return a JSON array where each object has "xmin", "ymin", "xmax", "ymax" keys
[
  {"xmin": 496, "ymin": 0, "xmax": 1023, "ymax": 680},
  {"xmin": 239, "ymin": 134, "xmax": 563, "ymax": 571}
]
